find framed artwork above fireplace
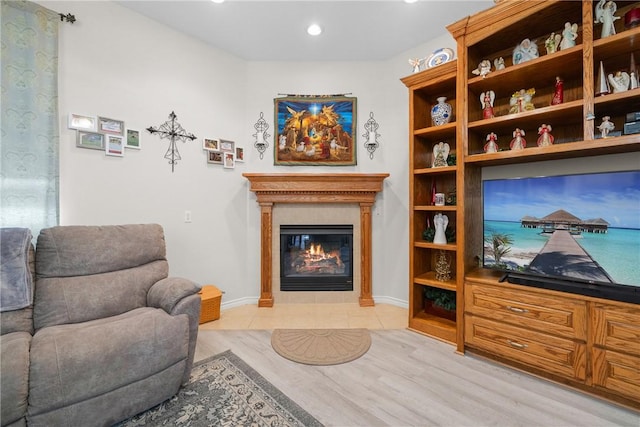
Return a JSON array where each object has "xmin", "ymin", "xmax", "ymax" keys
[{"xmin": 274, "ymin": 95, "xmax": 357, "ymax": 166}]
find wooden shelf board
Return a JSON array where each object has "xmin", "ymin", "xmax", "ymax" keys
[
  {"xmin": 414, "ymin": 241, "xmax": 457, "ymax": 251},
  {"xmin": 409, "ymin": 311, "xmax": 457, "ymax": 344},
  {"xmin": 414, "ymin": 272, "xmax": 457, "ymax": 291},
  {"xmin": 414, "ymin": 166, "xmax": 457, "ymax": 175},
  {"xmin": 467, "ymin": 100, "xmax": 584, "ymax": 132},
  {"xmin": 464, "ymin": 135, "xmax": 640, "ymax": 165},
  {"xmin": 414, "ymin": 121, "xmax": 457, "ymax": 137},
  {"xmin": 414, "ymin": 205, "xmax": 457, "ymax": 212}
]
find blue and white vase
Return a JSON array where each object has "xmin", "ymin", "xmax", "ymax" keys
[{"xmin": 431, "ymin": 96, "xmax": 452, "ymax": 126}]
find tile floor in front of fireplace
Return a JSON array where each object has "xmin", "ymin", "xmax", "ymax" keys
[{"xmin": 199, "ymin": 303, "xmax": 408, "ymax": 330}]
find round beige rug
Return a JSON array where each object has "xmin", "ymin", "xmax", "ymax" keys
[{"xmin": 271, "ymin": 328, "xmax": 371, "ymax": 366}]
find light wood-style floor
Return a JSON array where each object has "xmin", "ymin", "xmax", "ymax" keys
[{"xmin": 195, "ymin": 304, "xmax": 639, "ymax": 427}]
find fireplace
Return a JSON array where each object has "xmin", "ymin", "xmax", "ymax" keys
[
  {"xmin": 243, "ymin": 173, "xmax": 388, "ymax": 306},
  {"xmin": 280, "ymin": 225, "xmax": 353, "ymax": 291}
]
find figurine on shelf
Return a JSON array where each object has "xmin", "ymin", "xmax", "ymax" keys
[
  {"xmin": 484, "ymin": 132, "xmax": 499, "ymax": 153},
  {"xmin": 432, "ymin": 141, "xmax": 450, "ymax": 168},
  {"xmin": 559, "ymin": 22, "xmax": 578, "ymax": 50},
  {"xmin": 630, "ymin": 53, "xmax": 639, "ymax": 89},
  {"xmin": 510, "ymin": 128, "xmax": 527, "ymax": 150},
  {"xmin": 596, "ymin": 61, "xmax": 610, "ymax": 96},
  {"xmin": 551, "ymin": 76, "xmax": 564, "ymax": 105},
  {"xmin": 545, "ymin": 32, "xmax": 561, "ymax": 54},
  {"xmin": 494, "ymin": 57, "xmax": 505, "ymax": 70},
  {"xmin": 595, "ymin": 0, "xmax": 620, "ymax": 38},
  {"xmin": 608, "ymin": 71, "xmax": 630, "ymax": 92},
  {"xmin": 480, "ymin": 90, "xmax": 495, "ymax": 119},
  {"xmin": 598, "ymin": 116, "xmax": 615, "ymax": 138},
  {"xmin": 472, "ymin": 59, "xmax": 492, "ymax": 78},
  {"xmin": 537, "ymin": 124, "xmax": 554, "ymax": 147},
  {"xmin": 509, "ymin": 88, "xmax": 536, "ymax": 114},
  {"xmin": 433, "ymin": 213, "xmax": 449, "ymax": 245},
  {"xmin": 409, "ymin": 58, "xmax": 424, "ymax": 73},
  {"xmin": 512, "ymin": 38, "xmax": 539, "ymax": 65}
]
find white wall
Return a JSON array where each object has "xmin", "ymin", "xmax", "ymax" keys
[
  {"xmin": 46, "ymin": 1, "xmax": 460, "ymax": 307},
  {"xmin": 46, "ymin": 1, "xmax": 634, "ymax": 308}
]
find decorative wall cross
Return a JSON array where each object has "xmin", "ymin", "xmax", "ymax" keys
[{"xmin": 146, "ymin": 111, "xmax": 196, "ymax": 172}]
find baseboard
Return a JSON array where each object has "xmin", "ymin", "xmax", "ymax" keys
[{"xmin": 372, "ymin": 295, "xmax": 408, "ymax": 309}]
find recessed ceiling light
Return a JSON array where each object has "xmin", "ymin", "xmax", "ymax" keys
[
  {"xmin": 307, "ymin": 24, "xmax": 322, "ymax": 36},
  {"xmin": 211, "ymin": 0, "xmax": 225, "ymax": 3},
  {"xmin": 404, "ymin": 0, "xmax": 419, "ymax": 3}
]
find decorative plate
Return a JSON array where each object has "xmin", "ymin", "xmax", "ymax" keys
[{"xmin": 425, "ymin": 48, "xmax": 454, "ymax": 68}]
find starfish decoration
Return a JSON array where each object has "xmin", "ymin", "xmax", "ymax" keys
[{"xmin": 146, "ymin": 111, "xmax": 196, "ymax": 172}]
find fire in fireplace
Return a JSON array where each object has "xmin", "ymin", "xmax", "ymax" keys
[{"xmin": 280, "ymin": 225, "xmax": 353, "ymax": 291}]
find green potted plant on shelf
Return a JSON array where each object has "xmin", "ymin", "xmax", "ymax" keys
[{"xmin": 423, "ymin": 287, "xmax": 456, "ymax": 321}]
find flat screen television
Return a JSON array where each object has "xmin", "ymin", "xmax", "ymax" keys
[{"xmin": 482, "ymin": 170, "xmax": 640, "ymax": 304}]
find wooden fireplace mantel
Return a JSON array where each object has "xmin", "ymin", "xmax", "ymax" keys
[{"xmin": 243, "ymin": 173, "xmax": 389, "ymax": 307}]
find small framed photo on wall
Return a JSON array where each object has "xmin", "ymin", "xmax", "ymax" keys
[
  {"xmin": 203, "ymin": 138, "xmax": 219, "ymax": 151},
  {"xmin": 68, "ymin": 113, "xmax": 97, "ymax": 131},
  {"xmin": 76, "ymin": 131, "xmax": 104, "ymax": 150},
  {"xmin": 220, "ymin": 139, "xmax": 235, "ymax": 153},
  {"xmin": 105, "ymin": 135, "xmax": 124, "ymax": 157},
  {"xmin": 98, "ymin": 116, "xmax": 125, "ymax": 136},
  {"xmin": 235, "ymin": 147, "xmax": 245, "ymax": 162},
  {"xmin": 125, "ymin": 129, "xmax": 141, "ymax": 149},
  {"xmin": 223, "ymin": 151, "xmax": 235, "ymax": 169},
  {"xmin": 207, "ymin": 151, "xmax": 223, "ymax": 164}
]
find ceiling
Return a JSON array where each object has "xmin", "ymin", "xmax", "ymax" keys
[{"xmin": 116, "ymin": 0, "xmax": 495, "ymax": 61}]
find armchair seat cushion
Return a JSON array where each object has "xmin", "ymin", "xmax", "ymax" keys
[
  {"xmin": 28, "ymin": 307, "xmax": 189, "ymax": 419},
  {"xmin": 0, "ymin": 332, "xmax": 31, "ymax": 426}
]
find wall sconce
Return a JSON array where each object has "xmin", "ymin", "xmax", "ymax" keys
[
  {"xmin": 362, "ymin": 111, "xmax": 380, "ymax": 159},
  {"xmin": 253, "ymin": 112, "xmax": 270, "ymax": 160}
]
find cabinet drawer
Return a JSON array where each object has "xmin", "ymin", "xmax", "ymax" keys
[
  {"xmin": 465, "ymin": 282, "xmax": 587, "ymax": 340},
  {"xmin": 592, "ymin": 303, "xmax": 640, "ymax": 357},
  {"xmin": 465, "ymin": 315, "xmax": 586, "ymax": 381},
  {"xmin": 592, "ymin": 347, "xmax": 640, "ymax": 404}
]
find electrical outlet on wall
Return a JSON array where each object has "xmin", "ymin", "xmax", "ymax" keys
[{"xmin": 184, "ymin": 210, "xmax": 192, "ymax": 223}]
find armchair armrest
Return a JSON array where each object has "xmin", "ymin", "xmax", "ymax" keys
[
  {"xmin": 148, "ymin": 277, "xmax": 201, "ymax": 385},
  {"xmin": 147, "ymin": 277, "xmax": 200, "ymax": 313}
]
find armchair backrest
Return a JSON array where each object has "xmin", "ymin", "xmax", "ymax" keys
[{"xmin": 34, "ymin": 224, "xmax": 169, "ymax": 331}]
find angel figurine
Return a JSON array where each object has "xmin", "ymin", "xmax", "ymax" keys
[
  {"xmin": 480, "ymin": 90, "xmax": 495, "ymax": 119},
  {"xmin": 598, "ymin": 116, "xmax": 615, "ymax": 138},
  {"xmin": 409, "ymin": 58, "xmax": 424, "ymax": 73},
  {"xmin": 510, "ymin": 128, "xmax": 526, "ymax": 150},
  {"xmin": 472, "ymin": 59, "xmax": 492, "ymax": 78},
  {"xmin": 537, "ymin": 124, "xmax": 554, "ymax": 147},
  {"xmin": 484, "ymin": 132, "xmax": 499, "ymax": 153},
  {"xmin": 513, "ymin": 38, "xmax": 539, "ymax": 65},
  {"xmin": 608, "ymin": 71, "xmax": 630, "ymax": 92},
  {"xmin": 595, "ymin": 0, "xmax": 620, "ymax": 38},
  {"xmin": 551, "ymin": 76, "xmax": 564, "ymax": 105},
  {"xmin": 432, "ymin": 142, "xmax": 450, "ymax": 168},
  {"xmin": 509, "ymin": 88, "xmax": 536, "ymax": 114},
  {"xmin": 433, "ymin": 213, "xmax": 449, "ymax": 245},
  {"xmin": 494, "ymin": 57, "xmax": 505, "ymax": 70},
  {"xmin": 560, "ymin": 22, "xmax": 578, "ymax": 50},
  {"xmin": 545, "ymin": 32, "xmax": 561, "ymax": 54}
]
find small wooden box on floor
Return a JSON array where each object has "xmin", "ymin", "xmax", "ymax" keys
[{"xmin": 199, "ymin": 285, "xmax": 222, "ymax": 324}]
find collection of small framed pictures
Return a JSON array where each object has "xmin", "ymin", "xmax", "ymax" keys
[
  {"xmin": 69, "ymin": 113, "xmax": 140, "ymax": 157},
  {"xmin": 203, "ymin": 138, "xmax": 244, "ymax": 169}
]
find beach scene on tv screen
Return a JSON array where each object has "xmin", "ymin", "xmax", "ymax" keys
[{"xmin": 483, "ymin": 170, "xmax": 640, "ymax": 287}]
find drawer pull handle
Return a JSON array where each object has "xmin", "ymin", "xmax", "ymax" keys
[
  {"xmin": 506, "ymin": 306, "xmax": 528, "ymax": 314},
  {"xmin": 507, "ymin": 340, "xmax": 528, "ymax": 349}
]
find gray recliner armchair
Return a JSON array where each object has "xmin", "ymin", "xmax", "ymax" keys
[{"xmin": 2, "ymin": 224, "xmax": 201, "ymax": 427}]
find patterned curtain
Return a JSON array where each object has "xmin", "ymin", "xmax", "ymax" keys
[{"xmin": 1, "ymin": 0, "xmax": 59, "ymax": 237}]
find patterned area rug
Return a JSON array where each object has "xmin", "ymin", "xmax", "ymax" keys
[
  {"xmin": 271, "ymin": 329, "xmax": 371, "ymax": 365},
  {"xmin": 115, "ymin": 350, "xmax": 323, "ymax": 426}
]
